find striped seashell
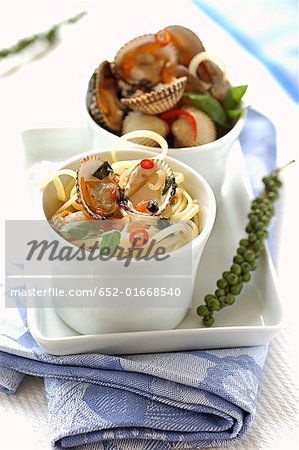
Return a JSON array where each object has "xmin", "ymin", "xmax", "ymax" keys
[
  {"xmin": 122, "ymin": 112, "xmax": 169, "ymax": 147},
  {"xmin": 113, "ymin": 33, "xmax": 177, "ymax": 85},
  {"xmin": 121, "ymin": 159, "xmax": 176, "ymax": 216},
  {"xmin": 166, "ymin": 25, "xmax": 206, "ymax": 66},
  {"xmin": 76, "ymin": 155, "xmax": 119, "ymax": 219},
  {"xmin": 86, "ymin": 61, "xmax": 125, "ymax": 132},
  {"xmin": 171, "ymin": 107, "xmax": 217, "ymax": 147},
  {"xmin": 120, "ymin": 77, "xmax": 187, "ymax": 115},
  {"xmin": 86, "ymin": 71, "xmax": 103, "ymax": 126}
]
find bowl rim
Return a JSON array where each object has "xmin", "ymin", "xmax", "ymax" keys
[{"xmin": 42, "ymin": 148, "xmax": 216, "ymax": 263}]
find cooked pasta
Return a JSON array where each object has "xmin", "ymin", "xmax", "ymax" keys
[{"xmin": 28, "ymin": 131, "xmax": 201, "ymax": 255}]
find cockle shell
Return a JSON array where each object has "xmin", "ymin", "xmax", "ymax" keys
[
  {"xmin": 171, "ymin": 107, "xmax": 216, "ymax": 147},
  {"xmin": 120, "ymin": 77, "xmax": 187, "ymax": 115},
  {"xmin": 86, "ymin": 71, "xmax": 102, "ymax": 125},
  {"xmin": 122, "ymin": 112, "xmax": 169, "ymax": 146},
  {"xmin": 121, "ymin": 159, "xmax": 176, "ymax": 216},
  {"xmin": 76, "ymin": 156, "xmax": 119, "ymax": 219},
  {"xmin": 113, "ymin": 33, "xmax": 177, "ymax": 85},
  {"xmin": 86, "ymin": 61, "xmax": 125, "ymax": 132},
  {"xmin": 166, "ymin": 25, "xmax": 206, "ymax": 66}
]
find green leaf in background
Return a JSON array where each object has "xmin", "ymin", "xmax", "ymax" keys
[
  {"xmin": 226, "ymin": 109, "xmax": 243, "ymax": 119},
  {"xmin": 223, "ymin": 85, "xmax": 248, "ymax": 110},
  {"xmin": 99, "ymin": 230, "xmax": 121, "ymax": 254},
  {"xmin": 45, "ymin": 27, "xmax": 58, "ymax": 44},
  {"xmin": 184, "ymin": 93, "xmax": 227, "ymax": 126},
  {"xmin": 0, "ymin": 11, "xmax": 86, "ymax": 60},
  {"xmin": 62, "ymin": 221, "xmax": 103, "ymax": 240}
]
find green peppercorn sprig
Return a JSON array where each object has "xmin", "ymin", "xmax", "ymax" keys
[
  {"xmin": 197, "ymin": 160, "xmax": 295, "ymax": 327},
  {"xmin": 0, "ymin": 11, "xmax": 86, "ymax": 60}
]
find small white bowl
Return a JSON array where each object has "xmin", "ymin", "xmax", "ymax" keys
[
  {"xmin": 87, "ymin": 111, "xmax": 246, "ymax": 200},
  {"xmin": 42, "ymin": 149, "xmax": 216, "ymax": 334}
]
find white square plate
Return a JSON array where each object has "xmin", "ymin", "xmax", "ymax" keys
[{"xmin": 24, "ymin": 128, "xmax": 283, "ymax": 355}]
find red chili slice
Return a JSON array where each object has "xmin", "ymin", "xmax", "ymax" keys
[
  {"xmin": 135, "ymin": 200, "xmax": 150, "ymax": 213},
  {"xmin": 160, "ymin": 109, "xmax": 198, "ymax": 139},
  {"xmin": 129, "ymin": 229, "xmax": 149, "ymax": 247},
  {"xmin": 155, "ymin": 28, "xmax": 171, "ymax": 47},
  {"xmin": 140, "ymin": 159, "xmax": 155, "ymax": 170},
  {"xmin": 113, "ymin": 173, "xmax": 120, "ymax": 184}
]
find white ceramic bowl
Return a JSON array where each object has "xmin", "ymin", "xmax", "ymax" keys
[
  {"xmin": 87, "ymin": 111, "xmax": 246, "ymax": 200},
  {"xmin": 42, "ymin": 149, "xmax": 216, "ymax": 334}
]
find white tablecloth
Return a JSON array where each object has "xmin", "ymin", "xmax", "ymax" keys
[{"xmin": 0, "ymin": 1, "xmax": 298, "ymax": 449}]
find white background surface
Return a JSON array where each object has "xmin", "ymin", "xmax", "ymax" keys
[{"xmin": 0, "ymin": 1, "xmax": 298, "ymax": 449}]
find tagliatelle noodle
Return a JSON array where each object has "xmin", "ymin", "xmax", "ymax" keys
[
  {"xmin": 69, "ymin": 185, "xmax": 83, "ymax": 211},
  {"xmin": 29, "ymin": 130, "xmax": 201, "ymax": 254},
  {"xmin": 111, "ymin": 130, "xmax": 169, "ymax": 162},
  {"xmin": 141, "ymin": 222, "xmax": 191, "ymax": 251},
  {"xmin": 52, "ymin": 177, "xmax": 66, "ymax": 201},
  {"xmin": 188, "ymin": 51, "xmax": 227, "ymax": 80},
  {"xmin": 172, "ymin": 189, "xmax": 194, "ymax": 220},
  {"xmin": 187, "ymin": 220, "xmax": 199, "ymax": 240},
  {"xmin": 55, "ymin": 193, "xmax": 78, "ymax": 215},
  {"xmin": 181, "ymin": 205, "xmax": 200, "ymax": 221},
  {"xmin": 26, "ymin": 166, "xmax": 77, "ymax": 189},
  {"xmin": 171, "ymin": 189, "xmax": 186, "ymax": 215}
]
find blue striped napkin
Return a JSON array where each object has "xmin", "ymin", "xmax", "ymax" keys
[{"xmin": 0, "ymin": 305, "xmax": 267, "ymax": 449}]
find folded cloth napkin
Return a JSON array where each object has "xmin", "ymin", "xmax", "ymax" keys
[
  {"xmin": 0, "ymin": 110, "xmax": 276, "ymax": 449},
  {"xmin": 0, "ymin": 305, "xmax": 267, "ymax": 449}
]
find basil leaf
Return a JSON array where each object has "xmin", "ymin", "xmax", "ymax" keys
[
  {"xmin": 223, "ymin": 85, "xmax": 247, "ymax": 110},
  {"xmin": 62, "ymin": 221, "xmax": 103, "ymax": 240},
  {"xmin": 185, "ymin": 93, "xmax": 227, "ymax": 126},
  {"xmin": 99, "ymin": 230, "xmax": 121, "ymax": 254},
  {"xmin": 93, "ymin": 161, "xmax": 113, "ymax": 180},
  {"xmin": 157, "ymin": 218, "xmax": 171, "ymax": 230},
  {"xmin": 226, "ymin": 109, "xmax": 243, "ymax": 119},
  {"xmin": 162, "ymin": 176, "xmax": 178, "ymax": 195}
]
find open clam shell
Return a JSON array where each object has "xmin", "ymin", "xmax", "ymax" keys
[
  {"xmin": 113, "ymin": 33, "xmax": 177, "ymax": 85},
  {"xmin": 121, "ymin": 159, "xmax": 176, "ymax": 216},
  {"xmin": 86, "ymin": 71, "xmax": 103, "ymax": 126},
  {"xmin": 86, "ymin": 61, "xmax": 125, "ymax": 132},
  {"xmin": 171, "ymin": 106, "xmax": 216, "ymax": 147},
  {"xmin": 120, "ymin": 77, "xmax": 187, "ymax": 115},
  {"xmin": 122, "ymin": 112, "xmax": 169, "ymax": 146},
  {"xmin": 76, "ymin": 156, "xmax": 119, "ymax": 219},
  {"xmin": 166, "ymin": 25, "xmax": 205, "ymax": 66}
]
